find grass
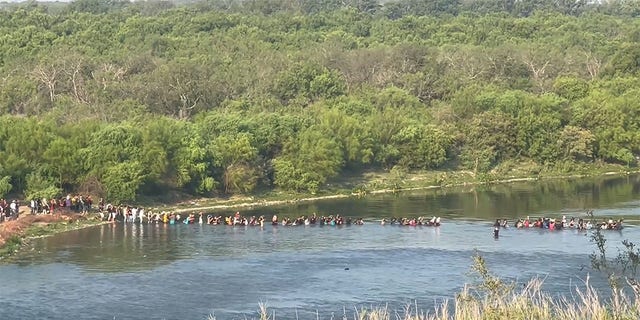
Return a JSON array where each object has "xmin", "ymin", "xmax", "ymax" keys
[
  {"xmin": 209, "ymin": 283, "xmax": 640, "ymax": 320},
  {"xmin": 0, "ymin": 236, "xmax": 22, "ymax": 257}
]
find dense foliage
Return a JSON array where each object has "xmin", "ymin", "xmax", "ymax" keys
[{"xmin": 0, "ymin": 0, "xmax": 639, "ymax": 202}]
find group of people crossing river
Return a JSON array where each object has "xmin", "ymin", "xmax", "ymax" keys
[
  {"xmin": 2, "ymin": 195, "xmax": 627, "ymax": 234},
  {"xmin": 493, "ymin": 212, "xmax": 624, "ymax": 238},
  {"xmin": 98, "ymin": 205, "xmax": 443, "ymax": 227},
  {"xmin": 100, "ymin": 204, "xmax": 626, "ymax": 232}
]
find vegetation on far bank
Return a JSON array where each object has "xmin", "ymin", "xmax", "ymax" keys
[
  {"xmin": 0, "ymin": 0, "xmax": 639, "ymax": 205},
  {"xmin": 165, "ymin": 164, "xmax": 637, "ymax": 213}
]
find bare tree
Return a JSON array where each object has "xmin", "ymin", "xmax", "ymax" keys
[
  {"xmin": 32, "ymin": 64, "xmax": 58, "ymax": 103},
  {"xmin": 64, "ymin": 59, "xmax": 89, "ymax": 104},
  {"xmin": 440, "ymin": 45, "xmax": 490, "ymax": 81},
  {"xmin": 92, "ymin": 63, "xmax": 128, "ymax": 90},
  {"xmin": 584, "ymin": 51, "xmax": 603, "ymax": 80},
  {"xmin": 518, "ymin": 45, "xmax": 564, "ymax": 92}
]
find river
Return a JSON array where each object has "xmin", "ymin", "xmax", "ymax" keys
[{"xmin": 1, "ymin": 174, "xmax": 639, "ymax": 319}]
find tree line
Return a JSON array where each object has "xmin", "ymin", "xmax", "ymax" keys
[{"xmin": 0, "ymin": 0, "xmax": 639, "ymax": 202}]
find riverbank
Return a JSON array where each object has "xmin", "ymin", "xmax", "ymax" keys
[
  {"xmin": 1, "ymin": 165, "xmax": 636, "ymax": 257},
  {"xmin": 168, "ymin": 165, "xmax": 639, "ymax": 214},
  {"xmin": 0, "ymin": 211, "xmax": 106, "ymax": 259}
]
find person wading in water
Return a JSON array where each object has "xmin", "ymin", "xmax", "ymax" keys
[{"xmin": 493, "ymin": 219, "xmax": 501, "ymax": 238}]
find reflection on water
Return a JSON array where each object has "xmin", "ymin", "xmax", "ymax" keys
[
  {"xmin": 0, "ymin": 174, "xmax": 639, "ymax": 320},
  {"xmin": 239, "ymin": 174, "xmax": 640, "ymax": 223}
]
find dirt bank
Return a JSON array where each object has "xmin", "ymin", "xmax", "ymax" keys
[{"xmin": 0, "ymin": 209, "xmax": 102, "ymax": 254}]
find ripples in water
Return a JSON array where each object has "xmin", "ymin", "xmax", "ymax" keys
[{"xmin": 1, "ymin": 174, "xmax": 639, "ymax": 319}]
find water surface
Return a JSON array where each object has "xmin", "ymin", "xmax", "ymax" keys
[{"xmin": 1, "ymin": 174, "xmax": 639, "ymax": 320}]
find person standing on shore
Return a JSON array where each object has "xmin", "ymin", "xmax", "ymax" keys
[{"xmin": 10, "ymin": 200, "xmax": 17, "ymax": 219}]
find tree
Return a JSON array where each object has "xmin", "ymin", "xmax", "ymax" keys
[
  {"xmin": 274, "ymin": 63, "xmax": 346, "ymax": 105},
  {"xmin": 0, "ymin": 176, "xmax": 11, "ymax": 199},
  {"xmin": 515, "ymin": 95, "xmax": 565, "ymax": 162},
  {"xmin": 460, "ymin": 110, "xmax": 518, "ymax": 173},
  {"xmin": 552, "ymin": 76, "xmax": 589, "ymax": 101},
  {"xmin": 315, "ymin": 107, "xmax": 374, "ymax": 167},
  {"xmin": 604, "ymin": 43, "xmax": 640, "ymax": 77},
  {"xmin": 136, "ymin": 60, "xmax": 219, "ymax": 120},
  {"xmin": 102, "ymin": 161, "xmax": 145, "ymax": 203},
  {"xmin": 557, "ymin": 126, "xmax": 595, "ymax": 161},
  {"xmin": 0, "ymin": 71, "xmax": 38, "ymax": 115},
  {"xmin": 391, "ymin": 124, "xmax": 452, "ymax": 169},
  {"xmin": 24, "ymin": 170, "xmax": 62, "ymax": 201},
  {"xmin": 273, "ymin": 128, "xmax": 343, "ymax": 193},
  {"xmin": 42, "ymin": 137, "xmax": 83, "ymax": 189},
  {"xmin": 67, "ymin": 0, "xmax": 130, "ymax": 14},
  {"xmin": 82, "ymin": 123, "xmax": 143, "ymax": 174},
  {"xmin": 518, "ymin": 44, "xmax": 561, "ymax": 92},
  {"xmin": 210, "ymin": 133, "xmax": 260, "ymax": 194}
]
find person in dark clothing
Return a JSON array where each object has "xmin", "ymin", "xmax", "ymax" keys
[{"xmin": 493, "ymin": 219, "xmax": 501, "ymax": 238}]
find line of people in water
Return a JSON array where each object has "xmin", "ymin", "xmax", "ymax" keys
[
  {"xmin": 99, "ymin": 204, "xmax": 442, "ymax": 227},
  {"xmin": 381, "ymin": 217, "xmax": 441, "ymax": 226},
  {"xmin": 495, "ymin": 215, "xmax": 624, "ymax": 231}
]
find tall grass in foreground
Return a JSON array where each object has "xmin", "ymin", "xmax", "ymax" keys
[
  {"xmin": 209, "ymin": 253, "xmax": 640, "ymax": 320},
  {"xmin": 352, "ymin": 278, "xmax": 640, "ymax": 320}
]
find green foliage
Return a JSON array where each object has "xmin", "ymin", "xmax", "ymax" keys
[
  {"xmin": 314, "ymin": 106, "xmax": 374, "ymax": 167},
  {"xmin": 274, "ymin": 63, "xmax": 346, "ymax": 105},
  {"xmin": 0, "ymin": 176, "xmax": 12, "ymax": 198},
  {"xmin": 0, "ymin": 1, "xmax": 638, "ymax": 201},
  {"xmin": 515, "ymin": 94, "xmax": 565, "ymax": 163},
  {"xmin": 211, "ymin": 133, "xmax": 260, "ymax": 194},
  {"xmin": 553, "ymin": 76, "xmax": 589, "ymax": 101},
  {"xmin": 557, "ymin": 126, "xmax": 595, "ymax": 161},
  {"xmin": 25, "ymin": 171, "xmax": 61, "ymax": 200},
  {"xmin": 67, "ymin": 0, "xmax": 129, "ymax": 14},
  {"xmin": 101, "ymin": 161, "xmax": 145, "ymax": 203},
  {"xmin": 391, "ymin": 124, "xmax": 452, "ymax": 169},
  {"xmin": 274, "ymin": 128, "xmax": 344, "ymax": 193},
  {"xmin": 469, "ymin": 251, "xmax": 515, "ymax": 301},
  {"xmin": 590, "ymin": 228, "xmax": 640, "ymax": 293},
  {"xmin": 461, "ymin": 110, "xmax": 518, "ymax": 173},
  {"xmin": 0, "ymin": 236, "xmax": 23, "ymax": 257}
]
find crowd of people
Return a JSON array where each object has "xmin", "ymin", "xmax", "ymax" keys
[
  {"xmin": 0, "ymin": 195, "xmax": 96, "ymax": 223},
  {"xmin": 96, "ymin": 205, "xmax": 445, "ymax": 228},
  {"xmin": 3, "ymin": 195, "xmax": 626, "ymax": 233},
  {"xmin": 3, "ymin": 195, "xmax": 443, "ymax": 228},
  {"xmin": 99, "ymin": 208, "xmax": 373, "ymax": 226},
  {"xmin": 496, "ymin": 215, "xmax": 624, "ymax": 231},
  {"xmin": 381, "ymin": 217, "xmax": 441, "ymax": 226},
  {"xmin": 0, "ymin": 199, "xmax": 20, "ymax": 222}
]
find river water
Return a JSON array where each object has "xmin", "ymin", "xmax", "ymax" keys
[{"xmin": 1, "ymin": 174, "xmax": 639, "ymax": 320}]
